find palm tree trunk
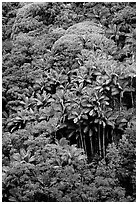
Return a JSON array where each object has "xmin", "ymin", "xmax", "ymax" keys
[
  {"xmin": 102, "ymin": 124, "xmax": 105, "ymax": 158},
  {"xmin": 105, "ymin": 129, "xmax": 108, "ymax": 155},
  {"xmin": 119, "ymin": 92, "xmax": 122, "ymax": 113},
  {"xmin": 131, "ymin": 92, "xmax": 134, "ymax": 107},
  {"xmin": 89, "ymin": 129, "xmax": 93, "ymax": 156},
  {"xmin": 98, "ymin": 123, "xmax": 102, "ymax": 157},
  {"xmin": 83, "ymin": 133, "xmax": 87, "ymax": 155},
  {"xmin": 90, "ymin": 136, "xmax": 93, "ymax": 157},
  {"xmin": 131, "ymin": 77, "xmax": 134, "ymax": 107},
  {"xmin": 79, "ymin": 125, "xmax": 84, "ymax": 150}
]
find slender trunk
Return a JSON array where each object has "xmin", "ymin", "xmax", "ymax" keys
[
  {"xmin": 90, "ymin": 136, "xmax": 93, "ymax": 156},
  {"xmin": 79, "ymin": 137, "xmax": 82, "ymax": 149},
  {"xmin": 103, "ymin": 124, "xmax": 105, "ymax": 158},
  {"xmin": 83, "ymin": 133, "xmax": 87, "ymax": 155},
  {"xmin": 79, "ymin": 125, "xmax": 84, "ymax": 150},
  {"xmin": 89, "ymin": 129, "xmax": 93, "ymax": 156},
  {"xmin": 119, "ymin": 93, "xmax": 122, "ymax": 113},
  {"xmin": 131, "ymin": 77, "xmax": 134, "ymax": 107},
  {"xmin": 105, "ymin": 129, "xmax": 108, "ymax": 156},
  {"xmin": 111, "ymin": 129, "xmax": 113, "ymax": 143},
  {"xmin": 98, "ymin": 123, "xmax": 102, "ymax": 157},
  {"xmin": 77, "ymin": 137, "xmax": 79, "ymax": 148},
  {"xmin": 131, "ymin": 92, "xmax": 134, "ymax": 108}
]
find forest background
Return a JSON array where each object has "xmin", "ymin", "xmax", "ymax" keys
[{"xmin": 2, "ymin": 1, "xmax": 136, "ymax": 202}]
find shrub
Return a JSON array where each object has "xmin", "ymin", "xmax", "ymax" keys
[{"xmin": 65, "ymin": 21, "xmax": 104, "ymax": 35}]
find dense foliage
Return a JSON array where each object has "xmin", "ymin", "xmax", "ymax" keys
[{"xmin": 2, "ymin": 2, "xmax": 136, "ymax": 202}]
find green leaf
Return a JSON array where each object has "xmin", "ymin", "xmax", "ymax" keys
[
  {"xmin": 86, "ymin": 104, "xmax": 93, "ymax": 108},
  {"xmin": 59, "ymin": 137, "xmax": 69, "ymax": 146},
  {"xmin": 30, "ymin": 108, "xmax": 34, "ymax": 114},
  {"xmin": 8, "ymin": 196, "xmax": 17, "ymax": 202},
  {"xmin": 123, "ymin": 87, "xmax": 135, "ymax": 93},
  {"xmin": 99, "ymin": 95, "xmax": 105, "ymax": 101},
  {"xmin": 7, "ymin": 121, "xmax": 14, "ymax": 128},
  {"xmin": 2, "ymin": 111, "xmax": 8, "ymax": 118},
  {"xmin": 120, "ymin": 118, "xmax": 127, "ymax": 123},
  {"xmin": 102, "ymin": 121, "xmax": 106, "ymax": 127},
  {"xmin": 14, "ymin": 116, "xmax": 22, "ymax": 121},
  {"xmin": 54, "ymin": 105, "xmax": 62, "ymax": 111},
  {"xmin": 89, "ymin": 129, "xmax": 93, "ymax": 137},
  {"xmin": 39, "ymin": 116, "xmax": 47, "ymax": 121},
  {"xmin": 107, "ymin": 121, "xmax": 114, "ymax": 127},
  {"xmin": 81, "ymin": 101, "xmax": 89, "ymax": 107},
  {"xmin": 36, "ymin": 93, "xmax": 42, "ymax": 100},
  {"xmin": 99, "ymin": 120, "xmax": 102, "ymax": 125},
  {"xmin": 111, "ymin": 87, "xmax": 119, "ymax": 95},
  {"xmin": 29, "ymin": 156, "xmax": 35, "ymax": 163},
  {"xmin": 37, "ymin": 100, "xmax": 43, "ymax": 106},
  {"xmin": 11, "ymin": 126, "xmax": 17, "ymax": 133},
  {"xmin": 94, "ymin": 119, "xmax": 99, "ymax": 123},
  {"xmin": 79, "ymin": 82, "xmax": 83, "ymax": 89},
  {"xmin": 33, "ymin": 84, "xmax": 41, "ymax": 91},
  {"xmin": 86, "ymin": 79, "xmax": 92, "ymax": 84},
  {"xmin": 93, "ymin": 71, "xmax": 101, "ymax": 76},
  {"xmin": 83, "ymin": 126, "xmax": 89, "ymax": 133},
  {"xmin": 24, "ymin": 96, "xmax": 29, "ymax": 103},
  {"xmin": 94, "ymin": 127, "xmax": 98, "ymax": 132},
  {"xmin": 71, "ymin": 111, "xmax": 79, "ymax": 116},
  {"xmin": 81, "ymin": 114, "xmax": 88, "ymax": 120},
  {"xmin": 94, "ymin": 86, "xmax": 102, "ymax": 90},
  {"xmin": 103, "ymin": 101, "xmax": 109, "ymax": 106},
  {"xmin": 19, "ymin": 101, "xmax": 26, "ymax": 105},
  {"xmin": 105, "ymin": 79, "xmax": 111, "ymax": 85},
  {"xmin": 12, "ymin": 153, "xmax": 21, "ymax": 161},
  {"xmin": 112, "ymin": 90, "xmax": 119, "ymax": 95},
  {"xmin": 99, "ymin": 96, "xmax": 109, "ymax": 101},
  {"xmin": 105, "ymin": 86, "xmax": 110, "ymax": 91},
  {"xmin": 68, "ymin": 131, "xmax": 75, "ymax": 138},
  {"xmin": 58, "ymin": 123, "xmax": 67, "ymax": 129},
  {"xmin": 47, "ymin": 98, "xmax": 55, "ymax": 103},
  {"xmin": 89, "ymin": 109, "xmax": 94, "ymax": 116},
  {"xmin": 83, "ymin": 108, "xmax": 91, "ymax": 114},
  {"xmin": 20, "ymin": 148, "xmax": 26, "ymax": 157},
  {"xmin": 77, "ymin": 155, "xmax": 86, "ymax": 161},
  {"xmin": 74, "ymin": 118, "xmax": 78, "ymax": 124},
  {"xmin": 3, "ymin": 166, "xmax": 10, "ymax": 173},
  {"xmin": 118, "ymin": 123, "xmax": 126, "ymax": 129},
  {"xmin": 68, "ymin": 115, "xmax": 76, "ymax": 120},
  {"xmin": 99, "ymin": 87, "xmax": 104, "ymax": 92}
]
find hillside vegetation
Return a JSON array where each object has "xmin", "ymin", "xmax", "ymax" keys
[{"xmin": 2, "ymin": 2, "xmax": 136, "ymax": 202}]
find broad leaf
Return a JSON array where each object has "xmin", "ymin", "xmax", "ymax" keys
[
  {"xmin": 20, "ymin": 148, "xmax": 26, "ymax": 158},
  {"xmin": 83, "ymin": 126, "xmax": 89, "ymax": 133},
  {"xmin": 89, "ymin": 129, "xmax": 93, "ymax": 137},
  {"xmin": 29, "ymin": 156, "xmax": 36, "ymax": 163},
  {"xmin": 12, "ymin": 153, "xmax": 21, "ymax": 161},
  {"xmin": 74, "ymin": 118, "xmax": 78, "ymax": 124}
]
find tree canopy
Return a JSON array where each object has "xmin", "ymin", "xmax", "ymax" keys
[{"xmin": 2, "ymin": 2, "xmax": 136, "ymax": 202}]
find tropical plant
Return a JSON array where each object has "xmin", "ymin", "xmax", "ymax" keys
[{"xmin": 2, "ymin": 2, "xmax": 136, "ymax": 202}]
